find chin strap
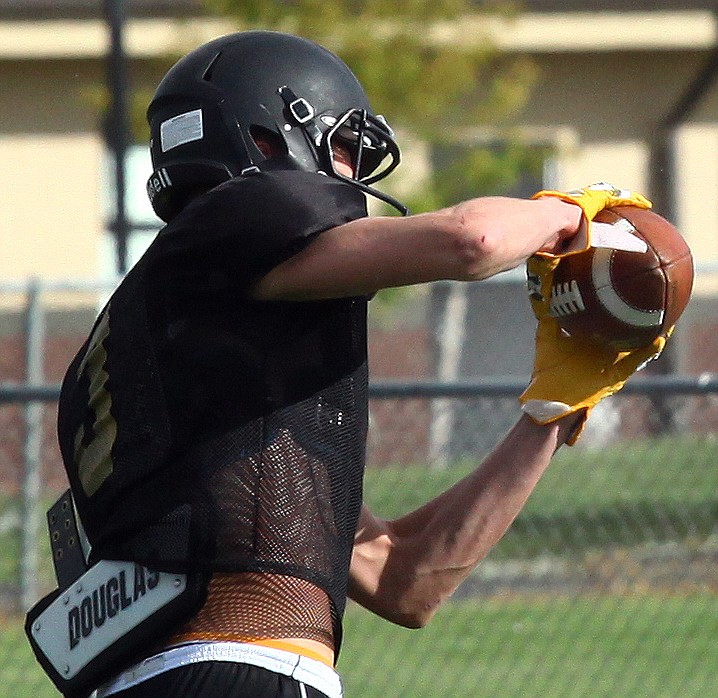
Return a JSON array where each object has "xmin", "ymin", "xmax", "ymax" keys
[{"xmin": 333, "ymin": 173, "xmax": 409, "ymax": 216}]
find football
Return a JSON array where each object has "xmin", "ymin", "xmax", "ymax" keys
[{"xmin": 548, "ymin": 206, "xmax": 694, "ymax": 350}]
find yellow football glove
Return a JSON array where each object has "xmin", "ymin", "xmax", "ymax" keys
[
  {"xmin": 532, "ymin": 182, "xmax": 653, "ymax": 257},
  {"xmin": 520, "ymin": 254, "xmax": 668, "ymax": 445}
]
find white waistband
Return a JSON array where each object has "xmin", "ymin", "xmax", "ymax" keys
[{"xmin": 93, "ymin": 641, "xmax": 343, "ymax": 698}]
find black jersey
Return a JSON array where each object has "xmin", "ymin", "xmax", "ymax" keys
[{"xmin": 58, "ymin": 170, "xmax": 369, "ymax": 646}]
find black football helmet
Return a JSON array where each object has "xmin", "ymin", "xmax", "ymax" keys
[{"xmin": 146, "ymin": 30, "xmax": 407, "ymax": 222}]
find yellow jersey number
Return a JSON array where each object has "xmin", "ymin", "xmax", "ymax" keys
[{"xmin": 73, "ymin": 304, "xmax": 118, "ymax": 496}]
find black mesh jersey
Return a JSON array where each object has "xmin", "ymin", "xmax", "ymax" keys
[{"xmin": 57, "ymin": 170, "xmax": 370, "ymax": 648}]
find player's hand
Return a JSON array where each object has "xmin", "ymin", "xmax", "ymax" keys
[
  {"xmin": 532, "ymin": 182, "xmax": 653, "ymax": 258},
  {"xmin": 520, "ymin": 254, "xmax": 668, "ymax": 445}
]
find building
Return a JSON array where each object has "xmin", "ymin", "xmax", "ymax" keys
[{"xmin": 1, "ymin": 1, "xmax": 717, "ymax": 479}]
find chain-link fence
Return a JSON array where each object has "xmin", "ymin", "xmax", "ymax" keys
[
  {"xmin": 2, "ymin": 281, "xmax": 718, "ymax": 697},
  {"xmin": 340, "ymin": 388, "xmax": 718, "ymax": 698}
]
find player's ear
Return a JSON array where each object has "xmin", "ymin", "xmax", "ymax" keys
[{"xmin": 250, "ymin": 126, "xmax": 288, "ymax": 159}]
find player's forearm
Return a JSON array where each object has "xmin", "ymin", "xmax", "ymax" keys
[
  {"xmin": 375, "ymin": 195, "xmax": 581, "ymax": 284},
  {"xmin": 358, "ymin": 414, "xmax": 577, "ymax": 628},
  {"xmin": 446, "ymin": 196, "xmax": 582, "ymax": 280},
  {"xmin": 252, "ymin": 196, "xmax": 581, "ymax": 301}
]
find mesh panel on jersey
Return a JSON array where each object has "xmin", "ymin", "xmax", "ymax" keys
[
  {"xmin": 166, "ymin": 572, "xmax": 334, "ymax": 648},
  {"xmin": 120, "ymin": 369, "xmax": 368, "ymax": 652},
  {"xmin": 76, "ymin": 310, "xmax": 368, "ymax": 655}
]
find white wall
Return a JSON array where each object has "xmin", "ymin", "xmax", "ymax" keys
[{"xmin": 0, "ymin": 134, "xmax": 104, "ymax": 281}]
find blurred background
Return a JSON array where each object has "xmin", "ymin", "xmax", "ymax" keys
[{"xmin": 2, "ymin": 1, "xmax": 718, "ymax": 696}]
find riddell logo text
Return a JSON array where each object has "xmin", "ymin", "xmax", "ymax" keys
[{"xmin": 67, "ymin": 564, "xmax": 160, "ymax": 650}]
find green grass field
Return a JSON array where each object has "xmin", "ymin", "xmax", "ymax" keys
[
  {"xmin": 363, "ymin": 435, "xmax": 718, "ymax": 556},
  {"xmin": 363, "ymin": 435, "xmax": 718, "ymax": 519},
  {"xmin": 2, "ymin": 435, "xmax": 717, "ymax": 696},
  {"xmin": 340, "ymin": 594, "xmax": 718, "ymax": 697},
  {"xmin": 5, "ymin": 593, "xmax": 718, "ymax": 698}
]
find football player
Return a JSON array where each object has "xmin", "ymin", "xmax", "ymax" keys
[{"xmin": 49, "ymin": 31, "xmax": 661, "ymax": 698}]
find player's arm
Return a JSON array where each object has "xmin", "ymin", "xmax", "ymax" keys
[
  {"xmin": 347, "ymin": 413, "xmax": 580, "ymax": 628},
  {"xmin": 251, "ymin": 196, "xmax": 583, "ymax": 301}
]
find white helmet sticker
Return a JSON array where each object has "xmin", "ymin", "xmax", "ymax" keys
[{"xmin": 160, "ymin": 109, "xmax": 204, "ymax": 153}]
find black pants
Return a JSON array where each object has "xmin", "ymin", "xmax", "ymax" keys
[{"xmin": 100, "ymin": 661, "xmax": 333, "ymax": 698}]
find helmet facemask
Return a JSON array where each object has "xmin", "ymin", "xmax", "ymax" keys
[
  {"xmin": 322, "ymin": 110, "xmax": 407, "ymax": 214},
  {"xmin": 277, "ymin": 89, "xmax": 407, "ymax": 215}
]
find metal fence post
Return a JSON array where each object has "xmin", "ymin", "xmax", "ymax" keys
[
  {"xmin": 20, "ymin": 278, "xmax": 45, "ymax": 611},
  {"xmin": 429, "ymin": 282, "xmax": 468, "ymax": 469}
]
